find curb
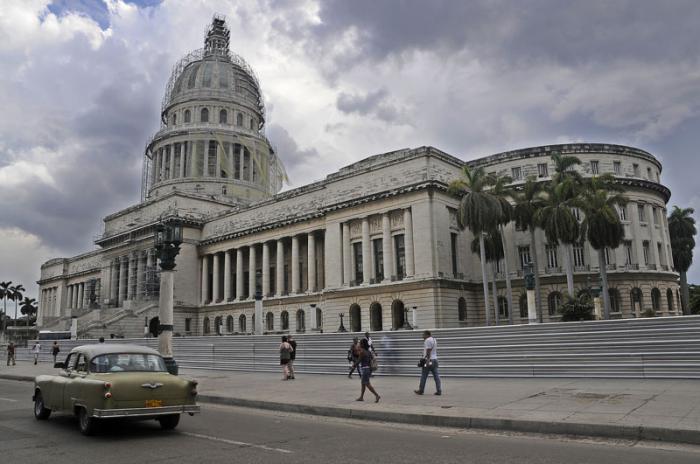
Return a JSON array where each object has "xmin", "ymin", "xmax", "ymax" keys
[{"xmin": 2, "ymin": 374, "xmax": 698, "ymax": 446}]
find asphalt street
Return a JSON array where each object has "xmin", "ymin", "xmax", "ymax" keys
[{"xmin": 2, "ymin": 379, "xmax": 700, "ymax": 464}]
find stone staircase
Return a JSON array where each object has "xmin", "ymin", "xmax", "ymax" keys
[{"xmin": 78, "ymin": 301, "xmax": 159, "ymax": 339}]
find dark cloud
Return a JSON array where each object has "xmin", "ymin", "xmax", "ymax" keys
[
  {"xmin": 336, "ymin": 88, "xmax": 402, "ymax": 123},
  {"xmin": 267, "ymin": 123, "xmax": 320, "ymax": 167}
]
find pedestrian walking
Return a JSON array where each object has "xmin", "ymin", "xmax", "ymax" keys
[
  {"xmin": 364, "ymin": 331, "xmax": 376, "ymax": 354},
  {"xmin": 415, "ymin": 330, "xmax": 442, "ymax": 396},
  {"xmin": 6, "ymin": 342, "xmax": 16, "ymax": 366},
  {"xmin": 287, "ymin": 335, "xmax": 297, "ymax": 380},
  {"xmin": 356, "ymin": 339, "xmax": 380, "ymax": 403},
  {"xmin": 31, "ymin": 341, "xmax": 41, "ymax": 365},
  {"xmin": 279, "ymin": 336, "xmax": 293, "ymax": 380},
  {"xmin": 347, "ymin": 337, "xmax": 360, "ymax": 378},
  {"xmin": 51, "ymin": 341, "xmax": 60, "ymax": 364}
]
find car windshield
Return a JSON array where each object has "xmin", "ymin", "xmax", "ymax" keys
[{"xmin": 89, "ymin": 353, "xmax": 167, "ymax": 373}]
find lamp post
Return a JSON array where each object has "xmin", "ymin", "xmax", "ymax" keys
[
  {"xmin": 337, "ymin": 312, "xmax": 347, "ymax": 332},
  {"xmin": 524, "ymin": 262, "xmax": 538, "ymax": 324},
  {"xmin": 254, "ymin": 269, "xmax": 263, "ymax": 335},
  {"xmin": 411, "ymin": 305, "xmax": 417, "ymax": 329},
  {"xmin": 154, "ymin": 220, "xmax": 183, "ymax": 375},
  {"xmin": 402, "ymin": 305, "xmax": 413, "ymax": 330}
]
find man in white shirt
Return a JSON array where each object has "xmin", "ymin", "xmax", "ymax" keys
[
  {"xmin": 31, "ymin": 342, "xmax": 41, "ymax": 365},
  {"xmin": 415, "ymin": 330, "xmax": 442, "ymax": 395}
]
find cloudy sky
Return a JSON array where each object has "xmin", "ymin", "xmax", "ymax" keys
[{"xmin": 1, "ymin": 0, "xmax": 700, "ymax": 302}]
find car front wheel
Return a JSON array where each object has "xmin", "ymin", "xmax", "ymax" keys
[
  {"xmin": 78, "ymin": 407, "xmax": 98, "ymax": 436},
  {"xmin": 33, "ymin": 393, "xmax": 51, "ymax": 420},
  {"xmin": 158, "ymin": 414, "xmax": 180, "ymax": 430}
]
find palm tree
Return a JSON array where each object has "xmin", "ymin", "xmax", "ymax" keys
[
  {"xmin": 20, "ymin": 297, "xmax": 38, "ymax": 326},
  {"xmin": 490, "ymin": 175, "xmax": 515, "ymax": 324},
  {"xmin": 513, "ymin": 177, "xmax": 545, "ymax": 322},
  {"xmin": 10, "ymin": 284, "xmax": 25, "ymax": 323},
  {"xmin": 668, "ymin": 206, "xmax": 696, "ymax": 314},
  {"xmin": 471, "ymin": 230, "xmax": 505, "ymax": 324},
  {"xmin": 0, "ymin": 281, "xmax": 11, "ymax": 329},
  {"xmin": 536, "ymin": 154, "xmax": 583, "ymax": 296},
  {"xmin": 449, "ymin": 166, "xmax": 503, "ymax": 325},
  {"xmin": 577, "ymin": 174, "xmax": 627, "ymax": 319}
]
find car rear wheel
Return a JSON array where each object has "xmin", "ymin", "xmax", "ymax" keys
[
  {"xmin": 78, "ymin": 407, "xmax": 98, "ymax": 436},
  {"xmin": 33, "ymin": 393, "xmax": 51, "ymax": 420},
  {"xmin": 158, "ymin": 414, "xmax": 180, "ymax": 430}
]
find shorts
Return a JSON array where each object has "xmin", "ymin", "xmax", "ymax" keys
[
  {"xmin": 360, "ymin": 366, "xmax": 371, "ymax": 385},
  {"xmin": 280, "ymin": 359, "xmax": 289, "ymax": 365}
]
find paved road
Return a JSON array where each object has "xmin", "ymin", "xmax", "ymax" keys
[{"xmin": 2, "ymin": 379, "xmax": 700, "ymax": 463}]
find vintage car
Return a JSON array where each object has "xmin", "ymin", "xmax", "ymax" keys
[{"xmin": 33, "ymin": 344, "xmax": 200, "ymax": 435}]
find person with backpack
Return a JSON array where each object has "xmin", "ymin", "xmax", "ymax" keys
[
  {"xmin": 279, "ymin": 336, "xmax": 293, "ymax": 380},
  {"xmin": 51, "ymin": 341, "xmax": 61, "ymax": 364},
  {"xmin": 356, "ymin": 338, "xmax": 380, "ymax": 403}
]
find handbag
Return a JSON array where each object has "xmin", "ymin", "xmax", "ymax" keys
[
  {"xmin": 417, "ymin": 358, "xmax": 427, "ymax": 368},
  {"xmin": 370, "ymin": 353, "xmax": 379, "ymax": 372}
]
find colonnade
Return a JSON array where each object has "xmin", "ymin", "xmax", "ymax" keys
[
  {"xmin": 65, "ymin": 281, "xmax": 87, "ymax": 310},
  {"xmin": 40, "ymin": 286, "xmax": 59, "ymax": 318},
  {"xmin": 108, "ymin": 249, "xmax": 158, "ymax": 307}
]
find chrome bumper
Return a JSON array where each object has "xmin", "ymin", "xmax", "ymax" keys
[{"xmin": 92, "ymin": 404, "xmax": 200, "ymax": 418}]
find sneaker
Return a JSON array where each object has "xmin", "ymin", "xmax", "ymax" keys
[
  {"xmin": 434, "ymin": 392, "xmax": 442, "ymax": 396},
  {"xmin": 414, "ymin": 390, "xmax": 424, "ymax": 395}
]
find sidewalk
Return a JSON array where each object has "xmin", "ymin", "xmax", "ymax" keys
[{"xmin": 3, "ymin": 362, "xmax": 700, "ymax": 445}]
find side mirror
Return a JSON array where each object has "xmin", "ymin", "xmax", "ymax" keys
[{"xmin": 54, "ymin": 362, "xmax": 65, "ymax": 369}]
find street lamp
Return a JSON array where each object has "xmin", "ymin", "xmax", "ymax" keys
[
  {"xmin": 254, "ymin": 269, "xmax": 263, "ymax": 335},
  {"xmin": 523, "ymin": 262, "xmax": 538, "ymax": 324},
  {"xmin": 402, "ymin": 305, "xmax": 413, "ymax": 330},
  {"xmin": 154, "ymin": 219, "xmax": 183, "ymax": 375},
  {"xmin": 337, "ymin": 312, "xmax": 347, "ymax": 332}
]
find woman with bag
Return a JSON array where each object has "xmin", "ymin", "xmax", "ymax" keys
[
  {"xmin": 279, "ymin": 336, "xmax": 293, "ymax": 380},
  {"xmin": 356, "ymin": 338, "xmax": 380, "ymax": 403},
  {"xmin": 347, "ymin": 337, "xmax": 360, "ymax": 378}
]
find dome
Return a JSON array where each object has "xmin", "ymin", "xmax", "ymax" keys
[{"xmin": 160, "ymin": 16, "xmax": 265, "ymax": 124}]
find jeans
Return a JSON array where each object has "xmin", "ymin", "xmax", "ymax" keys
[{"xmin": 419, "ymin": 359, "xmax": 441, "ymax": 393}]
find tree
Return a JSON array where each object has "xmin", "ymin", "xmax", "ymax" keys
[
  {"xmin": 0, "ymin": 281, "xmax": 11, "ymax": 332},
  {"xmin": 512, "ymin": 177, "xmax": 545, "ymax": 322},
  {"xmin": 20, "ymin": 297, "xmax": 38, "ymax": 326},
  {"xmin": 535, "ymin": 154, "xmax": 583, "ymax": 296},
  {"xmin": 689, "ymin": 284, "xmax": 700, "ymax": 315},
  {"xmin": 471, "ymin": 229, "xmax": 504, "ymax": 324},
  {"xmin": 559, "ymin": 293, "xmax": 595, "ymax": 322},
  {"xmin": 577, "ymin": 174, "xmax": 627, "ymax": 319},
  {"xmin": 490, "ymin": 175, "xmax": 515, "ymax": 324},
  {"xmin": 668, "ymin": 206, "xmax": 696, "ymax": 314},
  {"xmin": 9, "ymin": 284, "xmax": 25, "ymax": 323},
  {"xmin": 449, "ymin": 166, "xmax": 503, "ymax": 325}
]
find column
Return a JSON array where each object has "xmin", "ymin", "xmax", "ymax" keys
[
  {"xmin": 119, "ymin": 256, "xmax": 128, "ymax": 306},
  {"xmin": 236, "ymin": 248, "xmax": 244, "ymax": 300},
  {"xmin": 649, "ymin": 205, "xmax": 661, "ymax": 268},
  {"xmin": 110, "ymin": 259, "xmax": 119, "ymax": 302},
  {"xmin": 224, "ymin": 250, "xmax": 232, "ymax": 301},
  {"xmin": 382, "ymin": 213, "xmax": 393, "ymax": 282},
  {"xmin": 169, "ymin": 145, "xmax": 176, "ymax": 180},
  {"xmin": 276, "ymin": 239, "xmax": 284, "ymax": 296},
  {"xmin": 307, "ymin": 232, "xmax": 316, "ymax": 292},
  {"xmin": 136, "ymin": 250, "xmax": 145, "ymax": 300},
  {"xmin": 66, "ymin": 285, "xmax": 73, "ymax": 309},
  {"xmin": 215, "ymin": 142, "xmax": 222, "ymax": 178},
  {"xmin": 151, "ymin": 151, "xmax": 158, "ymax": 185},
  {"xmin": 73, "ymin": 284, "xmax": 79, "ymax": 309},
  {"xmin": 212, "ymin": 252, "xmax": 221, "ymax": 302},
  {"xmin": 404, "ymin": 208, "xmax": 415, "ymax": 277},
  {"xmin": 238, "ymin": 145, "xmax": 244, "ymax": 180},
  {"xmin": 362, "ymin": 217, "xmax": 371, "ymax": 284},
  {"xmin": 291, "ymin": 235, "xmax": 299, "ymax": 294},
  {"xmin": 201, "ymin": 254, "xmax": 209, "ymax": 305},
  {"xmin": 248, "ymin": 244, "xmax": 257, "ymax": 299},
  {"xmin": 146, "ymin": 249, "xmax": 154, "ymax": 268},
  {"xmin": 342, "ymin": 223, "xmax": 351, "ymax": 285},
  {"xmin": 179, "ymin": 143, "xmax": 186, "ymax": 178},
  {"xmin": 78, "ymin": 283, "xmax": 85, "ymax": 310},
  {"xmin": 160, "ymin": 147, "xmax": 167, "ymax": 181},
  {"xmin": 262, "ymin": 242, "xmax": 270, "ymax": 297}
]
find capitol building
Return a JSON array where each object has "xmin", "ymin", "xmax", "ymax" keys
[{"xmin": 37, "ymin": 18, "xmax": 680, "ymax": 338}]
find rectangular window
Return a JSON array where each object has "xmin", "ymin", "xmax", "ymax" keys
[
  {"xmin": 657, "ymin": 242, "xmax": 663, "ymax": 265},
  {"xmin": 590, "ymin": 160, "xmax": 599, "ymax": 175},
  {"xmin": 604, "ymin": 247, "xmax": 613, "ymax": 265},
  {"xmin": 164, "ymin": 146, "xmax": 171, "ymax": 179},
  {"xmin": 643, "ymin": 241, "xmax": 650, "ymax": 265},
  {"xmin": 196, "ymin": 141, "xmax": 205, "ymax": 177},
  {"xmin": 511, "ymin": 167, "xmax": 522, "ymax": 181},
  {"xmin": 638, "ymin": 204, "xmax": 646, "ymax": 222},
  {"xmin": 182, "ymin": 142, "xmax": 189, "ymax": 177},
  {"xmin": 451, "ymin": 233, "xmax": 458, "ymax": 276},
  {"xmin": 545, "ymin": 244, "xmax": 558, "ymax": 269},
  {"xmin": 233, "ymin": 146, "xmax": 241, "ymax": 179},
  {"xmin": 353, "ymin": 242, "xmax": 363, "ymax": 284},
  {"xmin": 573, "ymin": 244, "xmax": 585, "ymax": 267},
  {"xmin": 647, "ymin": 167, "xmax": 652, "ymax": 180},
  {"xmin": 538, "ymin": 163, "xmax": 548, "ymax": 178},
  {"xmin": 618, "ymin": 204, "xmax": 628, "ymax": 221},
  {"xmin": 207, "ymin": 140, "xmax": 217, "ymax": 177},
  {"xmin": 633, "ymin": 163, "xmax": 640, "ymax": 177},
  {"xmin": 394, "ymin": 234, "xmax": 406, "ymax": 279},
  {"xmin": 185, "ymin": 318, "xmax": 191, "ymax": 332},
  {"xmin": 652, "ymin": 207, "xmax": 658, "ymax": 225},
  {"xmin": 283, "ymin": 264, "xmax": 289, "ymax": 294},
  {"xmin": 613, "ymin": 161, "xmax": 621, "ymax": 175},
  {"xmin": 372, "ymin": 238, "xmax": 384, "ymax": 282},
  {"xmin": 173, "ymin": 142, "xmax": 181, "ymax": 178},
  {"xmin": 269, "ymin": 266, "xmax": 276, "ymax": 295},
  {"xmin": 625, "ymin": 241, "xmax": 633, "ymax": 265},
  {"xmin": 518, "ymin": 246, "xmax": 531, "ymax": 269}
]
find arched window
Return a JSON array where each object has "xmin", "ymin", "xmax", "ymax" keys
[
  {"xmin": 226, "ymin": 315, "xmax": 234, "ymax": 333},
  {"xmin": 667, "ymin": 288, "xmax": 675, "ymax": 313},
  {"xmin": 609, "ymin": 288, "xmax": 621, "ymax": 313},
  {"xmin": 184, "ymin": 109, "xmax": 191, "ymax": 123},
  {"xmin": 349, "ymin": 304, "xmax": 361, "ymax": 332},
  {"xmin": 171, "ymin": 113, "xmax": 177, "ymax": 125},
  {"xmin": 519, "ymin": 293, "xmax": 528, "ymax": 318},
  {"xmin": 370, "ymin": 302, "xmax": 382, "ymax": 331},
  {"xmin": 281, "ymin": 310, "xmax": 289, "ymax": 331},
  {"xmin": 458, "ymin": 297, "xmax": 467, "ymax": 322},
  {"xmin": 214, "ymin": 316, "xmax": 222, "ymax": 335},
  {"xmin": 236, "ymin": 113, "xmax": 243, "ymax": 126},
  {"xmin": 203, "ymin": 317, "xmax": 210, "ymax": 335},
  {"xmin": 219, "ymin": 109, "xmax": 227, "ymax": 124},
  {"xmin": 266, "ymin": 312, "xmax": 274, "ymax": 331},
  {"xmin": 201, "ymin": 108, "xmax": 209, "ymax": 123},
  {"xmin": 651, "ymin": 288, "xmax": 661, "ymax": 312},
  {"xmin": 239, "ymin": 314, "xmax": 247, "ymax": 333},
  {"xmin": 498, "ymin": 296, "xmax": 509, "ymax": 319},
  {"xmin": 548, "ymin": 292, "xmax": 562, "ymax": 316},
  {"xmin": 315, "ymin": 307, "xmax": 323, "ymax": 329},
  {"xmin": 631, "ymin": 287, "xmax": 643, "ymax": 314},
  {"xmin": 392, "ymin": 300, "xmax": 405, "ymax": 330},
  {"xmin": 296, "ymin": 309, "xmax": 305, "ymax": 332}
]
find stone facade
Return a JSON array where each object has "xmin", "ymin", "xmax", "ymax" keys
[{"xmin": 36, "ymin": 19, "xmax": 680, "ymax": 338}]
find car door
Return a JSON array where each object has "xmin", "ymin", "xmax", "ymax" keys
[
  {"xmin": 49, "ymin": 352, "xmax": 75, "ymax": 411},
  {"xmin": 64, "ymin": 353, "xmax": 89, "ymax": 411}
]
